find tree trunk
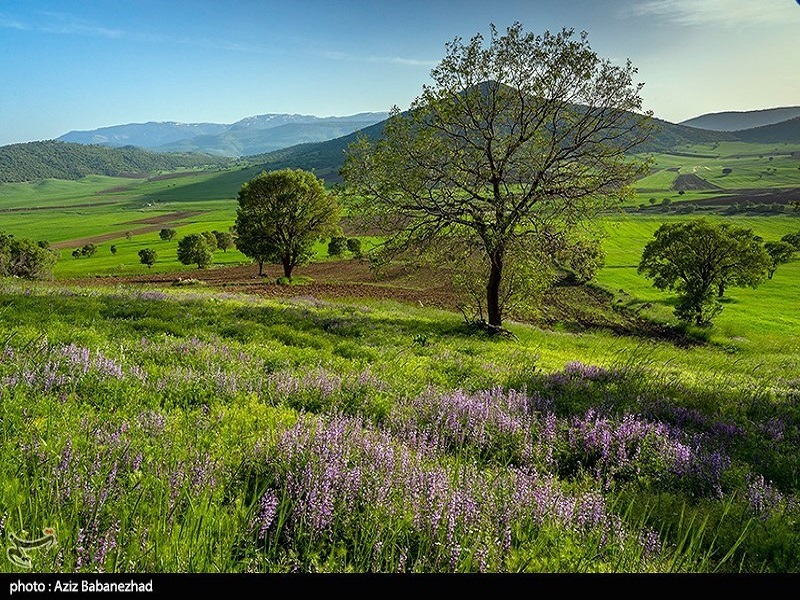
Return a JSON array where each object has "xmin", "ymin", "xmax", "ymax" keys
[
  {"xmin": 258, "ymin": 261, "xmax": 264, "ymax": 276},
  {"xmin": 282, "ymin": 255, "xmax": 293, "ymax": 280},
  {"xmin": 486, "ymin": 247, "xmax": 504, "ymax": 328},
  {"xmin": 717, "ymin": 282, "xmax": 725, "ymax": 298}
]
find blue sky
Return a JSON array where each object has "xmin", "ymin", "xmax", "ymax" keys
[{"xmin": 1, "ymin": 0, "xmax": 799, "ymax": 146}]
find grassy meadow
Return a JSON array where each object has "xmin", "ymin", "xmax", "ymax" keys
[{"xmin": 1, "ymin": 149, "xmax": 800, "ymax": 573}]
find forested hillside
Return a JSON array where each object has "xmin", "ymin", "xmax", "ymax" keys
[{"xmin": 0, "ymin": 140, "xmax": 233, "ymax": 183}]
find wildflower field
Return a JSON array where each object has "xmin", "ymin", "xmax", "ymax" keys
[{"xmin": 1, "ymin": 280, "xmax": 798, "ymax": 573}]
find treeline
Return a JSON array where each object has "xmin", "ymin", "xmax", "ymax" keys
[{"xmin": 0, "ymin": 140, "xmax": 233, "ymax": 183}]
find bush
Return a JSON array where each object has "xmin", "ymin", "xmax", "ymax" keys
[
  {"xmin": 138, "ymin": 248, "xmax": 157, "ymax": 268},
  {"xmin": 159, "ymin": 228, "xmax": 177, "ymax": 241},
  {"xmin": 0, "ymin": 231, "xmax": 59, "ymax": 279},
  {"xmin": 328, "ymin": 236, "xmax": 347, "ymax": 257},
  {"xmin": 177, "ymin": 234, "xmax": 213, "ymax": 269},
  {"xmin": 346, "ymin": 238, "xmax": 363, "ymax": 258},
  {"xmin": 212, "ymin": 230, "xmax": 235, "ymax": 252}
]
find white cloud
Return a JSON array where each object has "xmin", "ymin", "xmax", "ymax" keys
[
  {"xmin": 320, "ymin": 50, "xmax": 436, "ymax": 67},
  {"xmin": 0, "ymin": 13, "xmax": 28, "ymax": 30},
  {"xmin": 628, "ymin": 0, "xmax": 793, "ymax": 26}
]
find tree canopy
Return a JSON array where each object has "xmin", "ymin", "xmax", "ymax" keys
[
  {"xmin": 235, "ymin": 169, "xmax": 340, "ymax": 279},
  {"xmin": 177, "ymin": 233, "xmax": 213, "ymax": 269},
  {"xmin": 763, "ymin": 241, "xmax": 795, "ymax": 279},
  {"xmin": 638, "ymin": 219, "xmax": 770, "ymax": 326},
  {"xmin": 341, "ymin": 22, "xmax": 652, "ymax": 328},
  {"xmin": 0, "ymin": 232, "xmax": 59, "ymax": 279}
]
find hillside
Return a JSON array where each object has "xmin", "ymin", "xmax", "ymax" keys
[
  {"xmin": 680, "ymin": 107, "xmax": 800, "ymax": 131},
  {"xmin": 733, "ymin": 116, "xmax": 800, "ymax": 144},
  {"xmin": 0, "ymin": 140, "xmax": 233, "ymax": 183},
  {"xmin": 58, "ymin": 112, "xmax": 389, "ymax": 157},
  {"xmin": 246, "ymin": 115, "xmax": 734, "ymax": 184}
]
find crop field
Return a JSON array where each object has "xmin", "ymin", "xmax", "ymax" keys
[{"xmin": 1, "ymin": 149, "xmax": 800, "ymax": 573}]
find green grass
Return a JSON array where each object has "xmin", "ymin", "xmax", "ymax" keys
[
  {"xmin": 598, "ymin": 214, "xmax": 800, "ymax": 354},
  {"xmin": 0, "ymin": 280, "xmax": 798, "ymax": 573}
]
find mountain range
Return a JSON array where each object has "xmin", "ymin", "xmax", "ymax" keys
[
  {"xmin": 57, "ymin": 113, "xmax": 389, "ymax": 157},
  {"xmin": 2, "ymin": 106, "xmax": 799, "ymax": 185}
]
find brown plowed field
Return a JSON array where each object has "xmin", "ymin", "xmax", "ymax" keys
[
  {"xmin": 51, "ymin": 211, "xmax": 205, "ymax": 249},
  {"xmin": 67, "ymin": 258, "xmax": 699, "ymax": 345}
]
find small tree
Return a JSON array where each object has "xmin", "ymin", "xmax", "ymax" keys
[
  {"xmin": 81, "ymin": 243, "xmax": 97, "ymax": 257},
  {"xmin": 201, "ymin": 231, "xmax": 218, "ymax": 252},
  {"xmin": 177, "ymin": 234, "xmax": 213, "ymax": 269},
  {"xmin": 763, "ymin": 241, "xmax": 795, "ymax": 279},
  {"xmin": 235, "ymin": 169, "xmax": 341, "ymax": 278},
  {"xmin": 125, "ymin": 231, "xmax": 133, "ymax": 241},
  {"xmin": 110, "ymin": 245, "xmax": 117, "ymax": 255},
  {"xmin": 346, "ymin": 238, "xmax": 363, "ymax": 258},
  {"xmin": 638, "ymin": 219, "xmax": 770, "ymax": 326},
  {"xmin": 0, "ymin": 232, "xmax": 59, "ymax": 279},
  {"xmin": 212, "ymin": 230, "xmax": 235, "ymax": 252},
  {"xmin": 138, "ymin": 248, "xmax": 157, "ymax": 269},
  {"xmin": 328, "ymin": 236, "xmax": 347, "ymax": 257},
  {"xmin": 159, "ymin": 228, "xmax": 177, "ymax": 241}
]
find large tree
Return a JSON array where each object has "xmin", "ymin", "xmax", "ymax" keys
[
  {"xmin": 341, "ymin": 23, "xmax": 652, "ymax": 328},
  {"xmin": 235, "ymin": 169, "xmax": 340, "ymax": 279},
  {"xmin": 638, "ymin": 219, "xmax": 770, "ymax": 326}
]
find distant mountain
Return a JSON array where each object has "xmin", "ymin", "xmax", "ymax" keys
[
  {"xmin": 58, "ymin": 122, "xmax": 230, "ymax": 147},
  {"xmin": 57, "ymin": 113, "xmax": 389, "ymax": 157},
  {"xmin": 0, "ymin": 140, "xmax": 232, "ymax": 183},
  {"xmin": 680, "ymin": 107, "xmax": 800, "ymax": 132},
  {"xmin": 247, "ymin": 120, "xmax": 387, "ymax": 183},
  {"xmin": 156, "ymin": 114, "xmax": 389, "ymax": 156}
]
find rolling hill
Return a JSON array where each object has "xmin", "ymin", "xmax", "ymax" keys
[
  {"xmin": 0, "ymin": 140, "xmax": 233, "ymax": 184},
  {"xmin": 733, "ymin": 116, "xmax": 800, "ymax": 144},
  {"xmin": 245, "ymin": 114, "xmax": 738, "ymax": 184},
  {"xmin": 679, "ymin": 107, "xmax": 800, "ymax": 132}
]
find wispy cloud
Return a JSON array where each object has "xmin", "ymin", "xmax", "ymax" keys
[
  {"xmin": 628, "ymin": 0, "xmax": 791, "ymax": 26},
  {"xmin": 321, "ymin": 50, "xmax": 436, "ymax": 67},
  {"xmin": 0, "ymin": 10, "xmax": 274, "ymax": 54},
  {"xmin": 37, "ymin": 11, "xmax": 125, "ymax": 38},
  {"xmin": 0, "ymin": 13, "xmax": 29, "ymax": 30}
]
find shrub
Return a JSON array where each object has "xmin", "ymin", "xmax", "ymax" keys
[
  {"xmin": 328, "ymin": 236, "xmax": 347, "ymax": 257},
  {"xmin": 138, "ymin": 248, "xmax": 157, "ymax": 269},
  {"xmin": 346, "ymin": 238, "xmax": 363, "ymax": 258}
]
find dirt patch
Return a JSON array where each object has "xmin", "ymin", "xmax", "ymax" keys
[
  {"xmin": 672, "ymin": 173, "xmax": 721, "ymax": 191},
  {"xmin": 118, "ymin": 211, "xmax": 204, "ymax": 226},
  {"xmin": 66, "ymin": 259, "xmax": 700, "ymax": 346},
  {"xmin": 147, "ymin": 172, "xmax": 208, "ymax": 182},
  {"xmin": 691, "ymin": 188, "xmax": 800, "ymax": 207},
  {"xmin": 51, "ymin": 211, "xmax": 206, "ymax": 249},
  {"xmin": 96, "ymin": 186, "xmax": 134, "ymax": 194}
]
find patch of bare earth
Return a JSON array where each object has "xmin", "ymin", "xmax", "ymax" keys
[
  {"xmin": 51, "ymin": 211, "xmax": 205, "ymax": 249},
  {"xmin": 67, "ymin": 259, "xmax": 699, "ymax": 346}
]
